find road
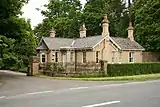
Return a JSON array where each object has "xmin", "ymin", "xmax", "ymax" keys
[{"xmin": 0, "ymin": 70, "xmax": 160, "ymax": 107}]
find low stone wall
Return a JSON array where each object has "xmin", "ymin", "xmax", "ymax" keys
[
  {"xmin": 143, "ymin": 52, "xmax": 160, "ymax": 62},
  {"xmin": 39, "ymin": 61, "xmax": 107, "ymax": 76}
]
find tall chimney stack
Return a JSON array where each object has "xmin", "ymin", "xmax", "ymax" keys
[
  {"xmin": 80, "ymin": 23, "xmax": 87, "ymax": 38},
  {"xmin": 102, "ymin": 14, "xmax": 110, "ymax": 37},
  {"xmin": 50, "ymin": 28, "xmax": 56, "ymax": 38},
  {"xmin": 128, "ymin": 22, "xmax": 134, "ymax": 41}
]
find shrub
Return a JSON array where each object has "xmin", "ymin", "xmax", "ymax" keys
[
  {"xmin": 45, "ymin": 63, "xmax": 65, "ymax": 73},
  {"xmin": 71, "ymin": 71, "xmax": 105, "ymax": 78},
  {"xmin": 107, "ymin": 63, "xmax": 160, "ymax": 77}
]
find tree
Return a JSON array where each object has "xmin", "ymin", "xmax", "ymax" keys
[
  {"xmin": 134, "ymin": 0, "xmax": 160, "ymax": 51},
  {"xmin": 0, "ymin": 0, "xmax": 28, "ymax": 19},
  {"xmin": 0, "ymin": 0, "xmax": 36, "ymax": 70},
  {"xmin": 0, "ymin": 35, "xmax": 14, "ymax": 58},
  {"xmin": 34, "ymin": 0, "xmax": 82, "ymax": 40},
  {"xmin": 83, "ymin": 0, "xmax": 129, "ymax": 37}
]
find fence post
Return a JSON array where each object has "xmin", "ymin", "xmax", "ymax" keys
[
  {"xmin": 103, "ymin": 60, "xmax": 108, "ymax": 75},
  {"xmin": 100, "ymin": 60, "xmax": 108, "ymax": 75}
]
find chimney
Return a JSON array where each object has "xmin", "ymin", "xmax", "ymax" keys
[
  {"xmin": 50, "ymin": 28, "xmax": 56, "ymax": 38},
  {"xmin": 102, "ymin": 14, "xmax": 110, "ymax": 37},
  {"xmin": 80, "ymin": 23, "xmax": 87, "ymax": 38},
  {"xmin": 127, "ymin": 22, "xmax": 134, "ymax": 41}
]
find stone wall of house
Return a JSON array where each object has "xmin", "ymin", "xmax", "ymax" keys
[
  {"xmin": 143, "ymin": 52, "xmax": 160, "ymax": 62},
  {"xmin": 121, "ymin": 51, "xmax": 143, "ymax": 63},
  {"xmin": 92, "ymin": 39, "xmax": 143, "ymax": 64}
]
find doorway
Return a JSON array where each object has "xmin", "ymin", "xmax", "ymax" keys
[{"xmin": 62, "ymin": 52, "xmax": 67, "ymax": 66}]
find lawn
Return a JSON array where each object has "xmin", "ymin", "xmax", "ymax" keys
[{"xmin": 37, "ymin": 73, "xmax": 160, "ymax": 81}]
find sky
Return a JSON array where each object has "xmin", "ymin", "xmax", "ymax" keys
[{"xmin": 22, "ymin": 0, "xmax": 86, "ymax": 28}]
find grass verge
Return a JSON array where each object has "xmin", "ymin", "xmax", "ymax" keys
[{"xmin": 36, "ymin": 73, "xmax": 160, "ymax": 81}]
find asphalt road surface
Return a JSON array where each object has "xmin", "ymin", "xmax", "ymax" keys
[{"xmin": 0, "ymin": 70, "xmax": 160, "ymax": 107}]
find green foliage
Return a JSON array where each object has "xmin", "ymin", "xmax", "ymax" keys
[
  {"xmin": 82, "ymin": 0, "xmax": 129, "ymax": 37},
  {"xmin": 71, "ymin": 71, "xmax": 105, "ymax": 78},
  {"xmin": 134, "ymin": 0, "xmax": 160, "ymax": 51},
  {"xmin": 0, "ymin": 0, "xmax": 28, "ymax": 19},
  {"xmin": 45, "ymin": 63, "xmax": 65, "ymax": 73},
  {"xmin": 34, "ymin": 0, "xmax": 82, "ymax": 40},
  {"xmin": 35, "ymin": 0, "xmax": 130, "ymax": 39},
  {"xmin": 0, "ymin": 35, "xmax": 15, "ymax": 58},
  {"xmin": 107, "ymin": 63, "xmax": 160, "ymax": 77},
  {"xmin": 0, "ymin": 0, "xmax": 36, "ymax": 71}
]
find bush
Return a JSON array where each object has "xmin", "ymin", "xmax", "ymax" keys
[
  {"xmin": 71, "ymin": 71, "xmax": 105, "ymax": 78},
  {"xmin": 107, "ymin": 63, "xmax": 160, "ymax": 77},
  {"xmin": 45, "ymin": 63, "xmax": 65, "ymax": 73}
]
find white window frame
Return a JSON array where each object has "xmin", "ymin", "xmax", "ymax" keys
[
  {"xmin": 96, "ymin": 51, "xmax": 100, "ymax": 63},
  {"xmin": 129, "ymin": 52, "xmax": 134, "ymax": 63},
  {"xmin": 41, "ymin": 53, "xmax": 46, "ymax": 63},
  {"xmin": 52, "ymin": 53, "xmax": 55, "ymax": 62},
  {"xmin": 70, "ymin": 52, "xmax": 74, "ymax": 62},
  {"xmin": 55, "ymin": 52, "xmax": 58, "ymax": 62},
  {"xmin": 82, "ymin": 51, "xmax": 86, "ymax": 63}
]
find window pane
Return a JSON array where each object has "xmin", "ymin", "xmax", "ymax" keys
[
  {"xmin": 55, "ymin": 52, "xmax": 58, "ymax": 62},
  {"xmin": 70, "ymin": 52, "xmax": 73, "ymax": 62},
  {"xmin": 42, "ymin": 55, "xmax": 45, "ymax": 63},
  {"xmin": 129, "ymin": 52, "xmax": 134, "ymax": 62},
  {"xmin": 96, "ymin": 51, "xmax": 99, "ymax": 63},
  {"xmin": 83, "ymin": 52, "xmax": 86, "ymax": 63}
]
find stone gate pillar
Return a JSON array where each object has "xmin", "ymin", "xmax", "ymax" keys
[
  {"xmin": 100, "ymin": 60, "xmax": 108, "ymax": 75},
  {"xmin": 27, "ymin": 56, "xmax": 40, "ymax": 76}
]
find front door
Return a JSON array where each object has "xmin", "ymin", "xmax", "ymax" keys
[{"xmin": 62, "ymin": 52, "xmax": 67, "ymax": 66}]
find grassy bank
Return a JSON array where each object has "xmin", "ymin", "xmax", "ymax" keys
[{"xmin": 37, "ymin": 73, "xmax": 160, "ymax": 81}]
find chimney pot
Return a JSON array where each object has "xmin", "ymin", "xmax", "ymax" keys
[
  {"xmin": 80, "ymin": 23, "xmax": 87, "ymax": 38},
  {"xmin": 102, "ymin": 14, "xmax": 110, "ymax": 38},
  {"xmin": 127, "ymin": 22, "xmax": 134, "ymax": 41},
  {"xmin": 50, "ymin": 28, "xmax": 56, "ymax": 38}
]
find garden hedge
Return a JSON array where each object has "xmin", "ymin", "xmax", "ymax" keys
[{"xmin": 107, "ymin": 63, "xmax": 160, "ymax": 77}]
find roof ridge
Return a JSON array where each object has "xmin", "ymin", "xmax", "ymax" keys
[
  {"xmin": 44, "ymin": 37, "xmax": 73, "ymax": 40},
  {"xmin": 76, "ymin": 35, "xmax": 102, "ymax": 40}
]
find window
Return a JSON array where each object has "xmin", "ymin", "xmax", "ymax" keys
[
  {"xmin": 70, "ymin": 52, "xmax": 73, "ymax": 62},
  {"xmin": 119, "ymin": 51, "xmax": 122, "ymax": 64},
  {"xmin": 52, "ymin": 54, "xmax": 55, "ymax": 61},
  {"xmin": 129, "ymin": 52, "xmax": 134, "ymax": 62},
  {"xmin": 55, "ymin": 52, "xmax": 58, "ymax": 62},
  {"xmin": 83, "ymin": 52, "xmax": 86, "ymax": 63},
  {"xmin": 96, "ymin": 51, "xmax": 99, "ymax": 63},
  {"xmin": 42, "ymin": 54, "xmax": 45, "ymax": 63},
  {"xmin": 112, "ymin": 51, "xmax": 115, "ymax": 63}
]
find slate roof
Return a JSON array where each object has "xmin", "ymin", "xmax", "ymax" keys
[
  {"xmin": 36, "ymin": 40, "xmax": 48, "ymax": 50},
  {"xmin": 111, "ymin": 37, "xmax": 145, "ymax": 50},
  {"xmin": 37, "ymin": 36, "xmax": 145, "ymax": 51},
  {"xmin": 72, "ymin": 36, "xmax": 104, "ymax": 49},
  {"xmin": 41, "ymin": 37, "xmax": 73, "ymax": 50}
]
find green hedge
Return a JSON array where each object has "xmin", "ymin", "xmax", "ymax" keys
[{"xmin": 107, "ymin": 63, "xmax": 160, "ymax": 77}]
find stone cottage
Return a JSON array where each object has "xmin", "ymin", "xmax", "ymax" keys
[{"xmin": 36, "ymin": 14, "xmax": 145, "ymax": 65}]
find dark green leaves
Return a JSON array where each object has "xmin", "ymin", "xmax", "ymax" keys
[
  {"xmin": 0, "ymin": 0, "xmax": 36, "ymax": 70},
  {"xmin": 134, "ymin": 0, "xmax": 160, "ymax": 51},
  {"xmin": 34, "ymin": 0, "xmax": 82, "ymax": 39}
]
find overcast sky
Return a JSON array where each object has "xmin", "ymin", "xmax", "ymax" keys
[{"xmin": 22, "ymin": 0, "xmax": 86, "ymax": 28}]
